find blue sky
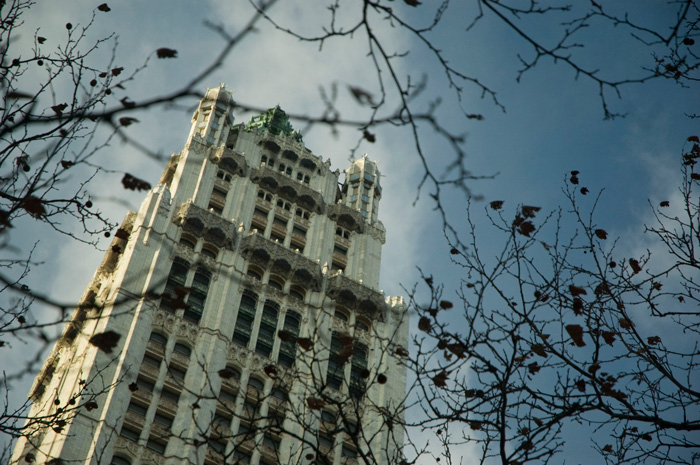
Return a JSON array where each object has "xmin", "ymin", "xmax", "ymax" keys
[{"xmin": 3, "ymin": 0, "xmax": 698, "ymax": 460}]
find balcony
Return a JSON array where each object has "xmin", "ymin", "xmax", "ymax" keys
[
  {"xmin": 326, "ymin": 273, "xmax": 386, "ymax": 322},
  {"xmin": 240, "ymin": 233, "xmax": 323, "ymax": 291},
  {"xmin": 250, "ymin": 165, "xmax": 325, "ymax": 214},
  {"xmin": 209, "ymin": 146, "xmax": 248, "ymax": 178},
  {"xmin": 173, "ymin": 200, "xmax": 238, "ymax": 249}
]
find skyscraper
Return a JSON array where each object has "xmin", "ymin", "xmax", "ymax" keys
[{"xmin": 11, "ymin": 85, "xmax": 408, "ymax": 465}]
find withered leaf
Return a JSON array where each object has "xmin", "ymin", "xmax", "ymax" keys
[
  {"xmin": 306, "ymin": 397, "xmax": 326, "ymax": 410},
  {"xmin": 60, "ymin": 160, "xmax": 74, "ymax": 169},
  {"xmin": 517, "ymin": 220, "xmax": 536, "ymax": 237},
  {"xmin": 121, "ymin": 173, "xmax": 151, "ymax": 191},
  {"xmin": 565, "ymin": 324, "xmax": 586, "ymax": 347},
  {"xmin": 594, "ymin": 229, "xmax": 607, "ymax": 240},
  {"xmin": 580, "ymin": 187, "xmax": 589, "ymax": 195},
  {"xmin": 641, "ymin": 433, "xmax": 652, "ymax": 441},
  {"xmin": 377, "ymin": 373, "xmax": 387, "ymax": 384},
  {"xmin": 263, "ymin": 365, "xmax": 278, "ymax": 377},
  {"xmin": 469, "ymin": 421, "xmax": 482, "ymax": 430},
  {"xmin": 439, "ymin": 300, "xmax": 453, "ymax": 310},
  {"xmin": 602, "ymin": 331, "xmax": 616, "ymax": 346},
  {"xmin": 659, "ymin": 201, "xmax": 670, "ymax": 207},
  {"xmin": 38, "ymin": 36, "xmax": 46, "ymax": 44},
  {"xmin": 22, "ymin": 196, "xmax": 46, "ymax": 218},
  {"xmin": 156, "ymin": 48, "xmax": 178, "ymax": 59},
  {"xmin": 531, "ymin": 344, "xmax": 547, "ymax": 357},
  {"xmin": 618, "ymin": 317, "xmax": 634, "ymax": 330},
  {"xmin": 450, "ymin": 248, "xmax": 459, "ymax": 255},
  {"xmin": 573, "ymin": 297, "xmax": 584, "ymax": 315},
  {"xmin": 128, "ymin": 382, "xmax": 138, "ymax": 392},
  {"xmin": 404, "ymin": 0, "xmax": 421, "ymax": 5},
  {"xmin": 348, "ymin": 85, "xmax": 375, "ymax": 106},
  {"xmin": 588, "ymin": 362, "xmax": 601, "ymax": 375},
  {"xmin": 647, "ymin": 336, "xmax": 662, "ymax": 345},
  {"xmin": 277, "ymin": 330, "xmax": 294, "ymax": 342},
  {"xmin": 84, "ymin": 401, "xmax": 98, "ymax": 411},
  {"xmin": 688, "ymin": 135, "xmax": 700, "ymax": 143},
  {"xmin": 575, "ymin": 379, "xmax": 586, "ymax": 392},
  {"xmin": 527, "ymin": 362, "xmax": 541, "ymax": 374},
  {"xmin": 118, "ymin": 117, "xmax": 139, "ymax": 127},
  {"xmin": 296, "ymin": 337, "xmax": 313, "ymax": 350},
  {"xmin": 97, "ymin": 3, "xmax": 111, "ymax": 12},
  {"xmin": 521, "ymin": 205, "xmax": 541, "ymax": 218},
  {"xmin": 217, "ymin": 367, "xmax": 238, "ymax": 379},
  {"xmin": 602, "ymin": 444, "xmax": 613, "ymax": 453},
  {"xmin": 432, "ymin": 370, "xmax": 449, "ymax": 388},
  {"xmin": 111, "ymin": 67, "xmax": 123, "ymax": 76},
  {"xmin": 569, "ymin": 285, "xmax": 587, "ymax": 297},
  {"xmin": 89, "ymin": 331, "xmax": 120, "ymax": 353},
  {"xmin": 363, "ymin": 130, "xmax": 376, "ymax": 143},
  {"xmin": 533, "ymin": 417, "xmax": 543, "ymax": 427},
  {"xmin": 490, "ymin": 200, "xmax": 504, "ymax": 210},
  {"xmin": 51, "ymin": 103, "xmax": 68, "ymax": 115},
  {"xmin": 446, "ymin": 343, "xmax": 466, "ymax": 359},
  {"xmin": 418, "ymin": 316, "xmax": 431, "ymax": 333},
  {"xmin": 395, "ymin": 346, "xmax": 409, "ymax": 357},
  {"xmin": 691, "ymin": 173, "xmax": 700, "ymax": 180},
  {"xmin": 115, "ymin": 228, "xmax": 130, "ymax": 240}
]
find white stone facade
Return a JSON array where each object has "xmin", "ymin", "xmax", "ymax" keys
[{"xmin": 11, "ymin": 85, "xmax": 409, "ymax": 465}]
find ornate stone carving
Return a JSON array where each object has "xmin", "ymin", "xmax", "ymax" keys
[
  {"xmin": 249, "ymin": 166, "xmax": 325, "ymax": 214},
  {"xmin": 368, "ymin": 221, "xmax": 386, "ymax": 244},
  {"xmin": 327, "ymin": 204, "xmax": 365, "ymax": 234},
  {"xmin": 173, "ymin": 201, "xmax": 238, "ymax": 250},
  {"xmin": 326, "ymin": 273, "xmax": 386, "ymax": 322},
  {"xmin": 209, "ymin": 146, "xmax": 248, "ymax": 177},
  {"xmin": 240, "ymin": 233, "xmax": 323, "ymax": 291}
]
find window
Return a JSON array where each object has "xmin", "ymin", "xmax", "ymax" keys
[
  {"xmin": 146, "ymin": 437, "xmax": 167, "ymax": 455},
  {"xmin": 119, "ymin": 426, "xmax": 140, "ymax": 442},
  {"xmin": 213, "ymin": 411, "xmax": 232, "ymax": 426},
  {"xmin": 334, "ymin": 309, "xmax": 349, "ymax": 321},
  {"xmin": 153, "ymin": 412, "xmax": 174, "ymax": 428},
  {"xmin": 179, "ymin": 236, "xmax": 196, "ymax": 249},
  {"xmin": 142, "ymin": 355, "xmax": 161, "ymax": 368},
  {"xmin": 169, "ymin": 366, "xmax": 186, "ymax": 380},
  {"xmin": 208, "ymin": 187, "xmax": 228, "ymax": 214},
  {"xmin": 255, "ymin": 300, "xmax": 281, "ymax": 357},
  {"xmin": 342, "ymin": 445, "xmax": 358, "ymax": 458},
  {"xmin": 210, "ymin": 439, "xmax": 227, "ymax": 454},
  {"xmin": 149, "ymin": 332, "xmax": 167, "ymax": 346},
  {"xmin": 127, "ymin": 401, "xmax": 148, "ymax": 417},
  {"xmin": 201, "ymin": 246, "xmax": 218, "ymax": 259},
  {"xmin": 216, "ymin": 170, "xmax": 232, "ymax": 182},
  {"xmin": 161, "ymin": 258, "xmax": 189, "ymax": 312},
  {"xmin": 289, "ymin": 287, "xmax": 305, "ymax": 301},
  {"xmin": 278, "ymin": 311, "xmax": 300, "ymax": 367},
  {"xmin": 110, "ymin": 456, "xmax": 132, "ymax": 465},
  {"xmin": 247, "ymin": 265, "xmax": 263, "ymax": 280},
  {"xmin": 160, "ymin": 387, "xmax": 180, "ymax": 405},
  {"xmin": 136, "ymin": 376, "xmax": 155, "ymax": 392},
  {"xmin": 326, "ymin": 333, "xmax": 345, "ymax": 390},
  {"xmin": 233, "ymin": 450, "xmax": 252, "ymax": 464},
  {"xmin": 248, "ymin": 377, "xmax": 265, "ymax": 392},
  {"xmin": 219, "ymin": 388, "xmax": 238, "ymax": 405},
  {"xmin": 321, "ymin": 410, "xmax": 336, "ymax": 425},
  {"xmin": 173, "ymin": 343, "xmax": 191, "ymax": 357},
  {"xmin": 356, "ymin": 320, "xmax": 370, "ymax": 332},
  {"xmin": 350, "ymin": 343, "xmax": 368, "ymax": 399},
  {"xmin": 319, "ymin": 434, "xmax": 334, "ymax": 450},
  {"xmin": 268, "ymin": 277, "xmax": 283, "ymax": 290},
  {"xmin": 184, "ymin": 268, "xmax": 211, "ymax": 324},
  {"xmin": 233, "ymin": 292, "xmax": 257, "ymax": 347}
]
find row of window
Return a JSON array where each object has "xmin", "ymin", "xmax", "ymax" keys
[
  {"xmin": 261, "ymin": 154, "xmax": 313, "ymax": 185},
  {"xmin": 257, "ymin": 189, "xmax": 312, "ymax": 220},
  {"xmin": 161, "ymin": 257, "xmax": 211, "ymax": 325}
]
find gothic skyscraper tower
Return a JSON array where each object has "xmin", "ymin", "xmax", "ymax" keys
[{"xmin": 12, "ymin": 85, "xmax": 408, "ymax": 465}]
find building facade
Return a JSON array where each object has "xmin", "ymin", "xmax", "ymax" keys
[{"xmin": 11, "ymin": 86, "xmax": 409, "ymax": 465}]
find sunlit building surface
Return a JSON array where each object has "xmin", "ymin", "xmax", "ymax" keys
[{"xmin": 12, "ymin": 86, "xmax": 408, "ymax": 465}]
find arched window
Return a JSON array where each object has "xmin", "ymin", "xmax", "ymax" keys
[
  {"xmin": 334, "ymin": 308, "xmax": 349, "ymax": 321},
  {"xmin": 149, "ymin": 332, "xmax": 167, "ymax": 346},
  {"xmin": 248, "ymin": 376, "xmax": 265, "ymax": 392},
  {"xmin": 184, "ymin": 268, "xmax": 211, "ymax": 324},
  {"xmin": 201, "ymin": 245, "xmax": 218, "ymax": 259},
  {"xmin": 289, "ymin": 287, "xmax": 305, "ymax": 302},
  {"xmin": 356, "ymin": 319, "xmax": 370, "ymax": 332},
  {"xmin": 110, "ymin": 456, "xmax": 132, "ymax": 465},
  {"xmin": 179, "ymin": 235, "xmax": 196, "ymax": 249},
  {"xmin": 233, "ymin": 292, "xmax": 257, "ymax": 347},
  {"xmin": 173, "ymin": 343, "xmax": 191, "ymax": 358},
  {"xmin": 326, "ymin": 333, "xmax": 344, "ymax": 390},
  {"xmin": 278, "ymin": 311, "xmax": 300, "ymax": 368},
  {"xmin": 247, "ymin": 265, "xmax": 263, "ymax": 281},
  {"xmin": 350, "ymin": 343, "xmax": 368, "ymax": 399},
  {"xmin": 268, "ymin": 276, "xmax": 284, "ymax": 290},
  {"xmin": 255, "ymin": 302, "xmax": 279, "ymax": 357},
  {"xmin": 161, "ymin": 258, "xmax": 189, "ymax": 313}
]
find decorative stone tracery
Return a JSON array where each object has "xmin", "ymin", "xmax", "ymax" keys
[
  {"xmin": 173, "ymin": 201, "xmax": 238, "ymax": 249},
  {"xmin": 326, "ymin": 272, "xmax": 386, "ymax": 322},
  {"xmin": 250, "ymin": 166, "xmax": 325, "ymax": 214},
  {"xmin": 327, "ymin": 204, "xmax": 365, "ymax": 234},
  {"xmin": 209, "ymin": 146, "xmax": 248, "ymax": 177},
  {"xmin": 240, "ymin": 233, "xmax": 323, "ymax": 291}
]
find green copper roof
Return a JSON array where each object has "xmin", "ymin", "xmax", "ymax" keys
[{"xmin": 245, "ymin": 105, "xmax": 303, "ymax": 142}]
